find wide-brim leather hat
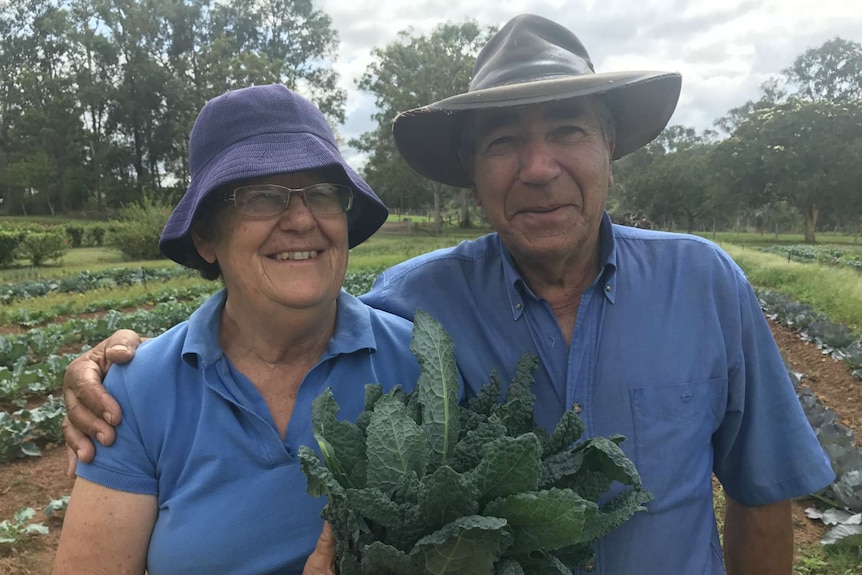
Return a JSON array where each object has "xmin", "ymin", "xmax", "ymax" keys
[
  {"xmin": 160, "ymin": 84, "xmax": 388, "ymax": 270},
  {"xmin": 393, "ymin": 14, "xmax": 682, "ymax": 188}
]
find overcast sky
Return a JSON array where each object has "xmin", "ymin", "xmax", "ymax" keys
[{"xmin": 316, "ymin": 0, "xmax": 862, "ymax": 166}]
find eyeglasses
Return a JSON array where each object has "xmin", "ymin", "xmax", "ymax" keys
[{"xmin": 224, "ymin": 183, "xmax": 353, "ymax": 218}]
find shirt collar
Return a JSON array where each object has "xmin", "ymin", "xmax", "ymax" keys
[
  {"xmin": 501, "ymin": 211, "xmax": 618, "ymax": 319},
  {"xmin": 181, "ymin": 289, "xmax": 378, "ymax": 369}
]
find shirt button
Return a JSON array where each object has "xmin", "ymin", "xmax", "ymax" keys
[
  {"xmin": 605, "ymin": 284, "xmax": 612, "ymax": 292},
  {"xmin": 514, "ymin": 302, "xmax": 523, "ymax": 310},
  {"xmin": 585, "ymin": 561, "xmax": 595, "ymax": 572},
  {"xmin": 572, "ymin": 402, "xmax": 583, "ymax": 413}
]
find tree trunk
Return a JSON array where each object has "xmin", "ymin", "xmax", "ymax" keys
[
  {"xmin": 458, "ymin": 188, "xmax": 471, "ymax": 228},
  {"xmin": 685, "ymin": 210, "xmax": 695, "ymax": 234},
  {"xmin": 803, "ymin": 203, "xmax": 819, "ymax": 244}
]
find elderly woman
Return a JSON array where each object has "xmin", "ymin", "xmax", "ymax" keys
[{"xmin": 53, "ymin": 85, "xmax": 419, "ymax": 575}]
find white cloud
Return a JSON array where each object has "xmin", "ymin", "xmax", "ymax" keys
[{"xmin": 318, "ymin": 0, "xmax": 862, "ymax": 164}]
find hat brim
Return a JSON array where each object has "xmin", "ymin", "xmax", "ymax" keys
[
  {"xmin": 393, "ymin": 71, "xmax": 682, "ymax": 188},
  {"xmin": 160, "ymin": 132, "xmax": 387, "ymax": 269}
]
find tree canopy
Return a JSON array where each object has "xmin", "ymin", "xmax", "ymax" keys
[
  {"xmin": 1, "ymin": 6, "xmax": 860, "ymax": 242},
  {"xmin": 0, "ymin": 0, "xmax": 343, "ymax": 215}
]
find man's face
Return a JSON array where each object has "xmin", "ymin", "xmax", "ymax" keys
[{"xmin": 468, "ymin": 98, "xmax": 613, "ymax": 272}]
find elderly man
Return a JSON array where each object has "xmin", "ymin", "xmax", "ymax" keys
[{"xmin": 63, "ymin": 14, "xmax": 831, "ymax": 575}]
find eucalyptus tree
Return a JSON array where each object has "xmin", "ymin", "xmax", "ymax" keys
[
  {"xmin": 352, "ymin": 22, "xmax": 495, "ymax": 229},
  {"xmin": 714, "ymin": 37, "xmax": 862, "ymax": 242}
]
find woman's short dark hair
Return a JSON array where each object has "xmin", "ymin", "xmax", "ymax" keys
[{"xmin": 190, "ymin": 188, "xmax": 227, "ymax": 281}]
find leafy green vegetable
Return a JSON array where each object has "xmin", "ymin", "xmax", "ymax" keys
[{"xmin": 300, "ymin": 310, "xmax": 651, "ymax": 574}]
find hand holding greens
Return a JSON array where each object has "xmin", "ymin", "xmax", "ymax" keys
[{"xmin": 300, "ymin": 310, "xmax": 652, "ymax": 574}]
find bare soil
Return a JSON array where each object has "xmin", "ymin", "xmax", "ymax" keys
[{"xmin": 0, "ymin": 318, "xmax": 859, "ymax": 573}]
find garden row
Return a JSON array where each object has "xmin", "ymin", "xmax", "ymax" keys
[
  {"xmin": 757, "ymin": 289, "xmax": 862, "ymax": 545},
  {"xmin": 0, "ymin": 269, "xmax": 382, "ymax": 398},
  {"xmin": 1, "ymin": 284, "xmax": 218, "ymax": 327},
  {"xmin": 0, "ymin": 265, "xmax": 198, "ymax": 304},
  {"xmin": 0, "ymin": 496, "xmax": 68, "ymax": 549},
  {"xmin": 755, "ymin": 245, "xmax": 862, "ymax": 272},
  {"xmin": 757, "ymin": 290, "xmax": 862, "ymax": 378}
]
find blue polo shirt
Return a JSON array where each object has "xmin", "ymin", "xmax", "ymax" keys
[
  {"xmin": 361, "ymin": 213, "xmax": 834, "ymax": 575},
  {"xmin": 76, "ymin": 289, "xmax": 419, "ymax": 575}
]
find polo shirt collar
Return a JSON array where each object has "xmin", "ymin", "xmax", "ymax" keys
[
  {"xmin": 182, "ymin": 289, "xmax": 378, "ymax": 369},
  {"xmin": 501, "ymin": 211, "xmax": 618, "ymax": 319}
]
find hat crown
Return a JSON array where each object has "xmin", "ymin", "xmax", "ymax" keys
[
  {"xmin": 189, "ymin": 84, "xmax": 337, "ymax": 181},
  {"xmin": 470, "ymin": 14, "xmax": 595, "ymax": 92}
]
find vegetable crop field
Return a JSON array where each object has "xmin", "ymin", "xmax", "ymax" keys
[{"xmin": 0, "ymin": 229, "xmax": 860, "ymax": 574}]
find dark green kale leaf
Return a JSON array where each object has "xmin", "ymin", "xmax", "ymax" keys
[
  {"xmin": 412, "ymin": 310, "xmax": 461, "ymax": 466},
  {"xmin": 366, "ymin": 395, "xmax": 430, "ymax": 492}
]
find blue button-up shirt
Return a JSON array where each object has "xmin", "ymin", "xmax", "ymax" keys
[
  {"xmin": 77, "ymin": 289, "xmax": 420, "ymax": 575},
  {"xmin": 361, "ymin": 213, "xmax": 834, "ymax": 574}
]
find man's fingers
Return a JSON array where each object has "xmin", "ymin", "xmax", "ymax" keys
[
  {"xmin": 63, "ymin": 384, "xmax": 117, "ymax": 447},
  {"xmin": 64, "ymin": 358, "xmax": 124, "ymax": 433},
  {"xmin": 315, "ymin": 522, "xmax": 335, "ymax": 556},
  {"xmin": 65, "ymin": 444, "xmax": 79, "ymax": 478},
  {"xmin": 102, "ymin": 329, "xmax": 145, "ymax": 365},
  {"xmin": 302, "ymin": 522, "xmax": 336, "ymax": 575},
  {"xmin": 61, "ymin": 416, "xmax": 96, "ymax": 469}
]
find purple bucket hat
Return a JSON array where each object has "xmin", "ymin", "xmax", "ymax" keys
[{"xmin": 159, "ymin": 84, "xmax": 387, "ymax": 268}]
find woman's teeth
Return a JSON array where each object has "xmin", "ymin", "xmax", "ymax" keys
[{"xmin": 273, "ymin": 250, "xmax": 318, "ymax": 261}]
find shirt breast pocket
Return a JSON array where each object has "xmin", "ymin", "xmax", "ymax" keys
[{"xmin": 629, "ymin": 379, "xmax": 726, "ymax": 512}]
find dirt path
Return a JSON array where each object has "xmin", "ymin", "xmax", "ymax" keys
[{"xmin": 0, "ymin": 319, "xmax": 859, "ymax": 573}]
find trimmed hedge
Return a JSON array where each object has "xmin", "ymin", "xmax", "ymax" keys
[{"xmin": 18, "ymin": 231, "xmax": 68, "ymax": 266}]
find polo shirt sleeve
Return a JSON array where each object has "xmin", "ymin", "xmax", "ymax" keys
[
  {"xmin": 75, "ymin": 364, "xmax": 159, "ymax": 496},
  {"xmin": 712, "ymin": 271, "xmax": 834, "ymax": 506}
]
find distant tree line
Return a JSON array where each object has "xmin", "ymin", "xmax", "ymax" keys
[
  {"xmin": 2, "ymin": 2, "xmax": 861, "ymax": 243},
  {"xmin": 0, "ymin": 0, "xmax": 343, "ymax": 215},
  {"xmin": 610, "ymin": 37, "xmax": 862, "ymax": 243}
]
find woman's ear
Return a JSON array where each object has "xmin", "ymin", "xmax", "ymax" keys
[{"xmin": 191, "ymin": 229, "xmax": 217, "ymax": 264}]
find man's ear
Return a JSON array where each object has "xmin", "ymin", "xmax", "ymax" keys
[
  {"xmin": 608, "ymin": 170, "xmax": 614, "ymax": 189},
  {"xmin": 191, "ymin": 229, "xmax": 217, "ymax": 264}
]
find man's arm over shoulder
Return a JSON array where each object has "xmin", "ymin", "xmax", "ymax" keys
[{"xmin": 63, "ymin": 330, "xmax": 145, "ymax": 474}]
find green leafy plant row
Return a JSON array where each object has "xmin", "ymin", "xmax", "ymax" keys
[
  {"xmin": 301, "ymin": 311, "xmax": 651, "ymax": 575},
  {"xmin": 0, "ymin": 284, "xmax": 220, "ymax": 328},
  {"xmin": 755, "ymin": 245, "xmax": 862, "ymax": 272},
  {"xmin": 0, "ymin": 496, "xmax": 69, "ymax": 550},
  {"xmin": 0, "ymin": 355, "xmax": 73, "ymax": 404},
  {"xmin": 0, "ymin": 507, "xmax": 49, "ymax": 547},
  {"xmin": 0, "ymin": 265, "xmax": 199, "ymax": 305},
  {"xmin": 0, "ymin": 299, "xmax": 206, "ymax": 370},
  {"xmin": 0, "ymin": 396, "xmax": 65, "ymax": 464},
  {"xmin": 342, "ymin": 267, "xmax": 385, "ymax": 296},
  {"xmin": 758, "ymin": 290, "xmax": 862, "ymax": 377}
]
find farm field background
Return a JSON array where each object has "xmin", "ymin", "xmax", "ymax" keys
[{"xmin": 0, "ymin": 223, "xmax": 861, "ymax": 574}]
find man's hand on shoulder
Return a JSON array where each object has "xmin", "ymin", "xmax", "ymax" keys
[{"xmin": 63, "ymin": 329, "xmax": 144, "ymax": 476}]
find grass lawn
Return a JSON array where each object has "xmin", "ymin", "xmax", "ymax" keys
[
  {"xmin": 350, "ymin": 227, "xmax": 490, "ymax": 271},
  {"xmin": 697, "ymin": 231, "xmax": 862, "ymax": 246},
  {"xmin": 723, "ymin": 243, "xmax": 862, "ymax": 334}
]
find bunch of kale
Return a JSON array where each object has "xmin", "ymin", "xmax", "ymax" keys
[{"xmin": 300, "ymin": 311, "xmax": 651, "ymax": 574}]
